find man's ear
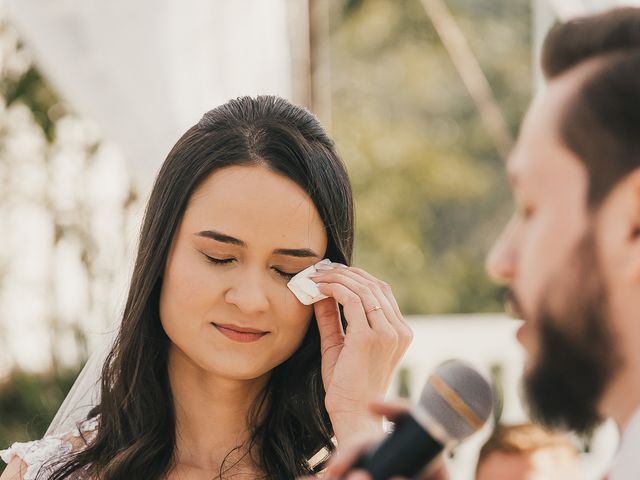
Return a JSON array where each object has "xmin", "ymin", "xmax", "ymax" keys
[{"xmin": 623, "ymin": 169, "xmax": 640, "ymax": 282}]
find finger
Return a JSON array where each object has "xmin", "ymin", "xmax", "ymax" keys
[
  {"xmin": 313, "ymin": 297, "xmax": 345, "ymax": 344},
  {"xmin": 368, "ymin": 399, "xmax": 412, "ymax": 422},
  {"xmin": 313, "ymin": 271, "xmax": 403, "ymax": 361},
  {"xmin": 343, "ymin": 472, "xmax": 373, "ymax": 480},
  {"xmin": 420, "ymin": 456, "xmax": 449, "ymax": 480},
  {"xmin": 314, "ymin": 268, "xmax": 398, "ymax": 331},
  {"xmin": 313, "ymin": 297, "xmax": 345, "ymax": 364},
  {"xmin": 312, "ymin": 272, "xmax": 394, "ymax": 334},
  {"xmin": 322, "ymin": 264, "xmax": 413, "ymax": 353},
  {"xmin": 349, "ymin": 267, "xmax": 404, "ymax": 323},
  {"xmin": 335, "ymin": 267, "xmax": 412, "ymax": 350},
  {"xmin": 325, "ymin": 440, "xmax": 378, "ymax": 476},
  {"xmin": 341, "ymin": 269, "xmax": 414, "ymax": 367},
  {"xmin": 315, "ymin": 282, "xmax": 371, "ymax": 333}
]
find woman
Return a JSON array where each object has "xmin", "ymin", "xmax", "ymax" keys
[{"xmin": 1, "ymin": 96, "xmax": 412, "ymax": 479}]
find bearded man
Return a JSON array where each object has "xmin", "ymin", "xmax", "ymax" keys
[{"xmin": 486, "ymin": 8, "xmax": 640, "ymax": 480}]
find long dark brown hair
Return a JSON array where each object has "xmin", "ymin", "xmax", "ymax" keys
[{"xmin": 43, "ymin": 96, "xmax": 355, "ymax": 479}]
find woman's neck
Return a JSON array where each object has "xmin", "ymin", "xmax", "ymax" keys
[{"xmin": 167, "ymin": 345, "xmax": 270, "ymax": 475}]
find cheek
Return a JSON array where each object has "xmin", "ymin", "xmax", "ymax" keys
[
  {"xmin": 273, "ymin": 295, "xmax": 315, "ymax": 348},
  {"xmin": 517, "ymin": 223, "xmax": 554, "ymax": 315},
  {"xmin": 518, "ymin": 216, "xmax": 581, "ymax": 316},
  {"xmin": 159, "ymin": 248, "xmax": 223, "ymax": 339}
]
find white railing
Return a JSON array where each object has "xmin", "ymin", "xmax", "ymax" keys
[{"xmin": 398, "ymin": 314, "xmax": 617, "ymax": 480}]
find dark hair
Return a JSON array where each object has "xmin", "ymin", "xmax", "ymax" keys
[
  {"xmin": 44, "ymin": 96, "xmax": 354, "ymax": 479},
  {"xmin": 541, "ymin": 7, "xmax": 640, "ymax": 206}
]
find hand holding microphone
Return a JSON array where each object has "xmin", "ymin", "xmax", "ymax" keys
[
  {"xmin": 318, "ymin": 360, "xmax": 493, "ymax": 480},
  {"xmin": 322, "ymin": 402, "xmax": 450, "ymax": 480}
]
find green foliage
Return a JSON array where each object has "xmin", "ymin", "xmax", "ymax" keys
[
  {"xmin": 1, "ymin": 64, "xmax": 62, "ymax": 142},
  {"xmin": 330, "ymin": 0, "xmax": 531, "ymax": 313},
  {"xmin": 0, "ymin": 4, "xmax": 533, "ymax": 470},
  {"xmin": 0, "ymin": 17, "xmax": 109, "ymax": 466},
  {"xmin": 0, "ymin": 368, "xmax": 81, "ymax": 449}
]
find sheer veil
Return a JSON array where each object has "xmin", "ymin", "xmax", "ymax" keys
[{"xmin": 45, "ymin": 330, "xmax": 117, "ymax": 437}]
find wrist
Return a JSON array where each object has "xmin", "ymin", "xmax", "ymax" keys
[{"xmin": 330, "ymin": 412, "xmax": 384, "ymax": 448}]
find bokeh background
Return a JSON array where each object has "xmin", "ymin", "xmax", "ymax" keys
[{"xmin": 0, "ymin": 0, "xmax": 636, "ymax": 478}]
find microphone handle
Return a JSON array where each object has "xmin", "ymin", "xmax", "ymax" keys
[{"xmin": 352, "ymin": 413, "xmax": 444, "ymax": 480}]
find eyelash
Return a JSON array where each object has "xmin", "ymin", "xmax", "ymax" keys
[{"xmin": 202, "ymin": 254, "xmax": 297, "ymax": 280}]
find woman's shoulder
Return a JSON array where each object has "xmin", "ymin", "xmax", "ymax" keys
[{"xmin": 0, "ymin": 416, "xmax": 99, "ymax": 480}]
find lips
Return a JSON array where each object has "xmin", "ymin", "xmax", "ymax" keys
[
  {"xmin": 211, "ymin": 323, "xmax": 269, "ymax": 343},
  {"xmin": 504, "ymin": 289, "xmax": 525, "ymax": 320}
]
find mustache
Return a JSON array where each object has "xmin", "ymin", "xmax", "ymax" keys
[{"xmin": 503, "ymin": 288, "xmax": 526, "ymax": 319}]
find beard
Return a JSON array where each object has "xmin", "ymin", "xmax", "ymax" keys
[{"xmin": 514, "ymin": 232, "xmax": 622, "ymax": 434}]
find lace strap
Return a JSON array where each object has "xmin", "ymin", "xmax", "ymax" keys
[
  {"xmin": 0, "ymin": 416, "xmax": 99, "ymax": 480},
  {"xmin": 0, "ymin": 437, "xmax": 73, "ymax": 480}
]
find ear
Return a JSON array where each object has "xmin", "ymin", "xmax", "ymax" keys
[{"xmin": 621, "ymin": 169, "xmax": 640, "ymax": 282}]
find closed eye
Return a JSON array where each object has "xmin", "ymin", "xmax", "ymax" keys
[
  {"xmin": 273, "ymin": 268, "xmax": 298, "ymax": 280},
  {"xmin": 202, "ymin": 253, "xmax": 235, "ymax": 265},
  {"xmin": 203, "ymin": 253, "xmax": 300, "ymax": 280}
]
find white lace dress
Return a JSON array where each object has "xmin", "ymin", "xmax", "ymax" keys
[{"xmin": 0, "ymin": 417, "xmax": 99, "ymax": 480}]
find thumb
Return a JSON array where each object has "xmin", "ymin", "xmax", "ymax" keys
[{"xmin": 314, "ymin": 297, "xmax": 344, "ymax": 350}]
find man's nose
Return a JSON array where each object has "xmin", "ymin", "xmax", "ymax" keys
[{"xmin": 486, "ymin": 221, "xmax": 518, "ymax": 284}]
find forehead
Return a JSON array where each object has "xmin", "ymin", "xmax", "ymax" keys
[
  {"xmin": 507, "ymin": 75, "xmax": 589, "ymax": 195},
  {"xmin": 184, "ymin": 165, "xmax": 327, "ymax": 250}
]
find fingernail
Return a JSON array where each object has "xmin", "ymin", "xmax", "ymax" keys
[
  {"xmin": 308, "ymin": 272, "xmax": 323, "ymax": 278},
  {"xmin": 350, "ymin": 472, "xmax": 370, "ymax": 480},
  {"xmin": 315, "ymin": 263, "xmax": 334, "ymax": 271}
]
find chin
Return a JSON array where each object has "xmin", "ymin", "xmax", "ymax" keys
[{"xmin": 204, "ymin": 357, "xmax": 276, "ymax": 381}]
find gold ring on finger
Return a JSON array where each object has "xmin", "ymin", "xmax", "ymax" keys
[{"xmin": 365, "ymin": 305, "xmax": 382, "ymax": 314}]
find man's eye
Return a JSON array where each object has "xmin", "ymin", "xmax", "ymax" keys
[{"xmin": 203, "ymin": 254, "xmax": 235, "ymax": 265}]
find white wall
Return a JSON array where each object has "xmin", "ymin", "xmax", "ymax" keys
[{"xmin": 5, "ymin": 0, "xmax": 298, "ymax": 184}]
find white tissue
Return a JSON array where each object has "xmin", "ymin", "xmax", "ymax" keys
[{"xmin": 287, "ymin": 259, "xmax": 331, "ymax": 305}]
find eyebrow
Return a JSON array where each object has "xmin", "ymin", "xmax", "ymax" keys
[{"xmin": 194, "ymin": 230, "xmax": 321, "ymax": 258}]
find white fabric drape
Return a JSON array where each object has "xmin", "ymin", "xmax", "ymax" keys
[
  {"xmin": 5, "ymin": 0, "xmax": 295, "ymax": 181},
  {"xmin": 3, "ymin": 0, "xmax": 301, "ymax": 435}
]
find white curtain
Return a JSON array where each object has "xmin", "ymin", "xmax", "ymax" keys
[{"xmin": 5, "ymin": 0, "xmax": 296, "ymax": 180}]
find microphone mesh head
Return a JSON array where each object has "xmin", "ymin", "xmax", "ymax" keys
[{"xmin": 418, "ymin": 359, "xmax": 493, "ymax": 442}]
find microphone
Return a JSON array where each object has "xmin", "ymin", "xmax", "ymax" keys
[{"xmin": 351, "ymin": 359, "xmax": 493, "ymax": 480}]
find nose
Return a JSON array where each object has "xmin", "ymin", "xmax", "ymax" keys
[
  {"xmin": 486, "ymin": 219, "xmax": 518, "ymax": 284},
  {"xmin": 224, "ymin": 270, "xmax": 270, "ymax": 314}
]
